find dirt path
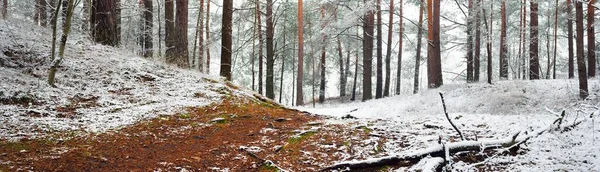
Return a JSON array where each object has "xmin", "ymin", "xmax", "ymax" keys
[{"xmin": 0, "ymin": 97, "xmax": 384, "ymax": 171}]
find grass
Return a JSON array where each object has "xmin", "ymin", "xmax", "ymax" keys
[{"xmin": 287, "ymin": 130, "xmax": 318, "ymax": 145}]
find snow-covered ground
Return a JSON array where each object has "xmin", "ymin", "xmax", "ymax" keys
[
  {"xmin": 0, "ymin": 19, "xmax": 247, "ymax": 140},
  {"xmin": 298, "ymin": 80, "xmax": 600, "ymax": 171}
]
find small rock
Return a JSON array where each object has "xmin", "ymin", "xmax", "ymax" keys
[{"xmin": 209, "ymin": 117, "xmax": 225, "ymax": 123}]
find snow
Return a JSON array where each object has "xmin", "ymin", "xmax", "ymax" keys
[
  {"xmin": 0, "ymin": 19, "xmax": 243, "ymax": 140},
  {"xmin": 298, "ymin": 79, "xmax": 600, "ymax": 171}
]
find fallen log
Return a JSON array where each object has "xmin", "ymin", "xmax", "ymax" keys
[{"xmin": 408, "ymin": 157, "xmax": 445, "ymax": 172}]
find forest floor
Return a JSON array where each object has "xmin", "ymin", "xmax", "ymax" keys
[{"xmin": 2, "ymin": 19, "xmax": 600, "ymax": 171}]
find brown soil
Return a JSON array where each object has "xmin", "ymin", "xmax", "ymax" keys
[{"xmin": 0, "ymin": 96, "xmax": 384, "ymax": 171}]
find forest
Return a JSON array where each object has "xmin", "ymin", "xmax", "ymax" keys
[{"xmin": 0, "ymin": 0, "xmax": 599, "ymax": 171}]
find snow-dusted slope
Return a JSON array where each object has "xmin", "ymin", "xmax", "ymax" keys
[
  {"xmin": 299, "ymin": 80, "xmax": 600, "ymax": 171},
  {"xmin": 0, "ymin": 19, "xmax": 240, "ymax": 140}
]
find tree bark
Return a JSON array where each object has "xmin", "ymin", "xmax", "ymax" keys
[
  {"xmin": 258, "ymin": 1, "xmax": 264, "ymax": 94},
  {"xmin": 553, "ymin": 0, "xmax": 558, "ymax": 79},
  {"xmin": 220, "ymin": 0, "xmax": 233, "ymax": 80},
  {"xmin": 414, "ymin": 0, "xmax": 424, "ymax": 94},
  {"xmin": 500, "ymin": 0, "xmax": 508, "ymax": 79},
  {"xmin": 395, "ymin": 0, "xmax": 403, "ymax": 95},
  {"xmin": 1, "ymin": 0, "xmax": 7, "ymax": 19},
  {"xmin": 375, "ymin": 0, "xmax": 383, "ymax": 99},
  {"xmin": 587, "ymin": 0, "xmax": 596, "ymax": 78},
  {"xmin": 266, "ymin": 0, "xmax": 275, "ymax": 99},
  {"xmin": 174, "ymin": 0, "xmax": 189, "ymax": 68},
  {"xmin": 474, "ymin": 0, "xmax": 481, "ymax": 82},
  {"xmin": 164, "ymin": 0, "xmax": 175, "ymax": 60},
  {"xmin": 193, "ymin": 0, "xmax": 204, "ymax": 70},
  {"xmin": 427, "ymin": 0, "xmax": 443, "ymax": 88},
  {"xmin": 529, "ymin": 0, "xmax": 540, "ymax": 80},
  {"xmin": 48, "ymin": 0, "xmax": 74, "ymax": 87},
  {"xmin": 205, "ymin": 0, "xmax": 211, "ymax": 73},
  {"xmin": 142, "ymin": 0, "xmax": 153, "ymax": 58},
  {"xmin": 575, "ymin": 0, "xmax": 588, "ymax": 99},
  {"xmin": 252, "ymin": 0, "xmax": 257, "ymax": 91},
  {"xmin": 486, "ymin": 0, "xmax": 493, "ymax": 84},
  {"xmin": 466, "ymin": 0, "xmax": 474, "ymax": 83},
  {"xmin": 384, "ymin": 0, "xmax": 393, "ymax": 97},
  {"xmin": 567, "ymin": 0, "xmax": 574, "ymax": 79},
  {"xmin": 296, "ymin": 0, "xmax": 304, "ymax": 105},
  {"xmin": 91, "ymin": 0, "xmax": 119, "ymax": 46},
  {"xmin": 362, "ymin": 0, "xmax": 374, "ymax": 101}
]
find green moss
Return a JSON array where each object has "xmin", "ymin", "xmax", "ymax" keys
[
  {"xmin": 287, "ymin": 131, "xmax": 317, "ymax": 145},
  {"xmin": 260, "ymin": 164, "xmax": 278, "ymax": 172},
  {"xmin": 1, "ymin": 142, "xmax": 30, "ymax": 151},
  {"xmin": 178, "ymin": 113, "xmax": 191, "ymax": 119},
  {"xmin": 356, "ymin": 126, "xmax": 371, "ymax": 134}
]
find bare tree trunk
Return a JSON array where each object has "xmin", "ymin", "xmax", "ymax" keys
[
  {"xmin": 466, "ymin": 0, "xmax": 474, "ymax": 83},
  {"xmin": 375, "ymin": 0, "xmax": 383, "ymax": 99},
  {"xmin": 587, "ymin": 0, "xmax": 596, "ymax": 78},
  {"xmin": 205, "ymin": 0, "xmax": 211, "ymax": 73},
  {"xmin": 567, "ymin": 0, "xmax": 574, "ymax": 78},
  {"xmin": 48, "ymin": 0, "xmax": 74, "ymax": 87},
  {"xmin": 351, "ymin": 37, "xmax": 359, "ymax": 101},
  {"xmin": 318, "ymin": 7, "xmax": 326, "ymax": 103},
  {"xmin": 383, "ymin": 0, "xmax": 393, "ymax": 97},
  {"xmin": 279, "ymin": 24, "xmax": 286, "ymax": 103},
  {"xmin": 413, "ymin": 0, "xmax": 424, "ymax": 94},
  {"xmin": 474, "ymin": 0, "xmax": 481, "ymax": 82},
  {"xmin": 1, "ymin": 0, "xmax": 7, "ymax": 19},
  {"xmin": 529, "ymin": 0, "xmax": 540, "ymax": 80},
  {"xmin": 486, "ymin": 0, "xmax": 493, "ymax": 84},
  {"xmin": 175, "ymin": 0, "xmax": 189, "ymax": 68},
  {"xmin": 427, "ymin": 0, "xmax": 442, "ymax": 88},
  {"xmin": 552, "ymin": 0, "xmax": 558, "ymax": 79},
  {"xmin": 363, "ymin": 0, "xmax": 374, "ymax": 101},
  {"xmin": 336, "ymin": 9, "xmax": 346, "ymax": 98},
  {"xmin": 193, "ymin": 0, "xmax": 204, "ymax": 71},
  {"xmin": 266, "ymin": 0, "xmax": 275, "ymax": 99},
  {"xmin": 82, "ymin": 0, "xmax": 89, "ymax": 30},
  {"xmin": 142, "ymin": 0, "xmax": 153, "ymax": 58},
  {"xmin": 517, "ymin": 0, "xmax": 523, "ymax": 79},
  {"xmin": 575, "ymin": 0, "xmax": 588, "ymax": 99},
  {"xmin": 92, "ymin": 0, "xmax": 119, "ymax": 46},
  {"xmin": 220, "ymin": 0, "xmax": 233, "ymax": 80},
  {"xmin": 395, "ymin": 0, "xmax": 403, "ymax": 95},
  {"xmin": 296, "ymin": 0, "xmax": 304, "ymax": 105},
  {"xmin": 500, "ymin": 0, "xmax": 508, "ymax": 79},
  {"xmin": 258, "ymin": 1, "xmax": 264, "ymax": 94},
  {"xmin": 164, "ymin": 0, "xmax": 175, "ymax": 60},
  {"xmin": 252, "ymin": 0, "xmax": 257, "ymax": 91}
]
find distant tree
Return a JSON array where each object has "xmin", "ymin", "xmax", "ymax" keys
[
  {"xmin": 485, "ymin": 0, "xmax": 493, "ymax": 84},
  {"xmin": 174, "ymin": 0, "xmax": 189, "ymax": 68},
  {"xmin": 91, "ymin": 0, "xmax": 119, "ymax": 46},
  {"xmin": 362, "ymin": 0, "xmax": 374, "ymax": 101},
  {"xmin": 474, "ymin": 0, "xmax": 481, "ymax": 82},
  {"xmin": 252, "ymin": 0, "xmax": 258, "ymax": 91},
  {"xmin": 567, "ymin": 0, "xmax": 574, "ymax": 78},
  {"xmin": 384, "ymin": 0, "xmax": 394, "ymax": 97},
  {"xmin": 82, "ymin": 0, "xmax": 90, "ymax": 31},
  {"xmin": 205, "ymin": 0, "xmax": 211, "ymax": 73},
  {"xmin": 529, "ymin": 0, "xmax": 540, "ymax": 80},
  {"xmin": 35, "ymin": 0, "xmax": 47, "ymax": 26},
  {"xmin": 427, "ymin": 0, "xmax": 443, "ymax": 88},
  {"xmin": 48, "ymin": 0, "xmax": 74, "ymax": 86},
  {"xmin": 375, "ymin": 0, "xmax": 383, "ymax": 99},
  {"xmin": 335, "ymin": 8, "xmax": 347, "ymax": 98},
  {"xmin": 296, "ymin": 0, "xmax": 304, "ymax": 105},
  {"xmin": 500, "ymin": 0, "xmax": 508, "ymax": 79},
  {"xmin": 257, "ymin": 0, "xmax": 264, "ymax": 94},
  {"xmin": 552, "ymin": 0, "xmax": 558, "ymax": 79},
  {"xmin": 266, "ymin": 0, "xmax": 275, "ymax": 99},
  {"xmin": 413, "ymin": 0, "xmax": 424, "ymax": 94},
  {"xmin": 192, "ymin": 0, "xmax": 204, "ymax": 71},
  {"xmin": 220, "ymin": 0, "xmax": 233, "ymax": 80},
  {"xmin": 1, "ymin": 0, "xmax": 6, "ymax": 19},
  {"xmin": 587, "ymin": 0, "xmax": 596, "ymax": 78},
  {"xmin": 164, "ymin": 0, "xmax": 175, "ymax": 63},
  {"xmin": 575, "ymin": 0, "xmax": 588, "ymax": 99},
  {"xmin": 395, "ymin": 0, "xmax": 403, "ymax": 95},
  {"xmin": 466, "ymin": 0, "xmax": 474, "ymax": 83},
  {"xmin": 140, "ymin": 0, "xmax": 153, "ymax": 58},
  {"xmin": 318, "ymin": 6, "xmax": 326, "ymax": 103}
]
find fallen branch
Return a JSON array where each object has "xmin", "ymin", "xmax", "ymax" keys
[
  {"xmin": 240, "ymin": 146, "xmax": 288, "ymax": 172},
  {"xmin": 439, "ymin": 92, "xmax": 465, "ymax": 141},
  {"xmin": 408, "ymin": 157, "xmax": 445, "ymax": 172}
]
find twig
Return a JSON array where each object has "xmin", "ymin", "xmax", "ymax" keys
[
  {"xmin": 241, "ymin": 147, "xmax": 288, "ymax": 172},
  {"xmin": 439, "ymin": 92, "xmax": 465, "ymax": 141}
]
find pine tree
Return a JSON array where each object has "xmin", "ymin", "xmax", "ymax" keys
[{"xmin": 220, "ymin": 0, "xmax": 233, "ymax": 80}]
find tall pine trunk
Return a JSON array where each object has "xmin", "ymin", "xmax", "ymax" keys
[
  {"xmin": 396, "ymin": 0, "xmax": 403, "ymax": 95},
  {"xmin": 383, "ymin": 0, "xmax": 393, "ymax": 97},
  {"xmin": 318, "ymin": 7, "xmax": 327, "ymax": 103},
  {"xmin": 164, "ymin": 0, "xmax": 175, "ymax": 61},
  {"xmin": 567, "ymin": 0, "xmax": 574, "ymax": 78},
  {"xmin": 257, "ymin": 1, "xmax": 264, "ymax": 94},
  {"xmin": 175, "ymin": 0, "xmax": 189, "ymax": 68},
  {"xmin": 575, "ymin": 0, "xmax": 588, "ymax": 99},
  {"xmin": 474, "ymin": 0, "xmax": 481, "ymax": 82},
  {"xmin": 529, "ymin": 0, "xmax": 540, "ymax": 80},
  {"xmin": 427, "ymin": 0, "xmax": 442, "ymax": 88},
  {"xmin": 142, "ymin": 0, "xmax": 153, "ymax": 58},
  {"xmin": 92, "ymin": 0, "xmax": 119, "ymax": 46},
  {"xmin": 362, "ymin": 0, "xmax": 374, "ymax": 101},
  {"xmin": 500, "ymin": 0, "xmax": 508, "ymax": 79},
  {"xmin": 220, "ymin": 0, "xmax": 233, "ymax": 80},
  {"xmin": 466, "ymin": 0, "xmax": 474, "ymax": 82},
  {"xmin": 296, "ymin": 0, "xmax": 304, "ymax": 105},
  {"xmin": 414, "ymin": 0, "xmax": 424, "ymax": 94},
  {"xmin": 205, "ymin": 0, "xmax": 210, "ymax": 73},
  {"xmin": 266, "ymin": 0, "xmax": 275, "ymax": 99},
  {"xmin": 193, "ymin": 0, "xmax": 204, "ymax": 71},
  {"xmin": 375, "ymin": 0, "xmax": 383, "ymax": 99},
  {"xmin": 587, "ymin": 0, "xmax": 596, "ymax": 78}
]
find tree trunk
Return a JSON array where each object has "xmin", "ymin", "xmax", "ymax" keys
[
  {"xmin": 396, "ymin": 0, "xmax": 403, "ymax": 95},
  {"xmin": 318, "ymin": 7, "xmax": 327, "ymax": 103},
  {"xmin": 193, "ymin": 0, "xmax": 204, "ymax": 71},
  {"xmin": 552, "ymin": 0, "xmax": 558, "ymax": 79},
  {"xmin": 142, "ymin": 0, "xmax": 153, "ymax": 58},
  {"xmin": 252, "ymin": 0, "xmax": 257, "ymax": 91},
  {"xmin": 362, "ymin": 0, "xmax": 374, "ymax": 101},
  {"xmin": 529, "ymin": 0, "xmax": 540, "ymax": 80},
  {"xmin": 258, "ymin": 1, "xmax": 264, "ymax": 94},
  {"xmin": 48, "ymin": 0, "xmax": 74, "ymax": 87},
  {"xmin": 517, "ymin": 0, "xmax": 523, "ymax": 79},
  {"xmin": 500, "ymin": 0, "xmax": 508, "ymax": 79},
  {"xmin": 1, "ymin": 0, "xmax": 7, "ymax": 19},
  {"xmin": 336, "ymin": 9, "xmax": 346, "ymax": 98},
  {"xmin": 296, "ymin": 0, "xmax": 304, "ymax": 105},
  {"xmin": 82, "ymin": 0, "xmax": 89, "ymax": 30},
  {"xmin": 220, "ymin": 0, "xmax": 233, "ymax": 80},
  {"xmin": 351, "ymin": 37, "xmax": 359, "ymax": 101},
  {"xmin": 266, "ymin": 0, "xmax": 275, "ymax": 99},
  {"xmin": 575, "ymin": 0, "xmax": 588, "ymax": 99},
  {"xmin": 466, "ymin": 0, "xmax": 474, "ymax": 83},
  {"xmin": 279, "ymin": 23, "xmax": 287, "ymax": 103},
  {"xmin": 414, "ymin": 0, "xmax": 424, "ymax": 94},
  {"xmin": 375, "ymin": 0, "xmax": 383, "ymax": 99},
  {"xmin": 50, "ymin": 0, "xmax": 62, "ymax": 62},
  {"xmin": 427, "ymin": 0, "xmax": 442, "ymax": 88},
  {"xmin": 474, "ymin": 0, "xmax": 481, "ymax": 82},
  {"xmin": 36, "ymin": 0, "xmax": 48, "ymax": 26},
  {"xmin": 174, "ymin": 0, "xmax": 189, "ymax": 68},
  {"xmin": 587, "ymin": 0, "xmax": 596, "ymax": 78},
  {"xmin": 567, "ymin": 0, "xmax": 574, "ymax": 79},
  {"xmin": 205, "ymin": 0, "xmax": 211, "ymax": 73},
  {"xmin": 91, "ymin": 0, "xmax": 119, "ymax": 46},
  {"xmin": 486, "ymin": 0, "xmax": 493, "ymax": 84},
  {"xmin": 164, "ymin": 0, "xmax": 175, "ymax": 60},
  {"xmin": 383, "ymin": 0, "xmax": 393, "ymax": 97}
]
